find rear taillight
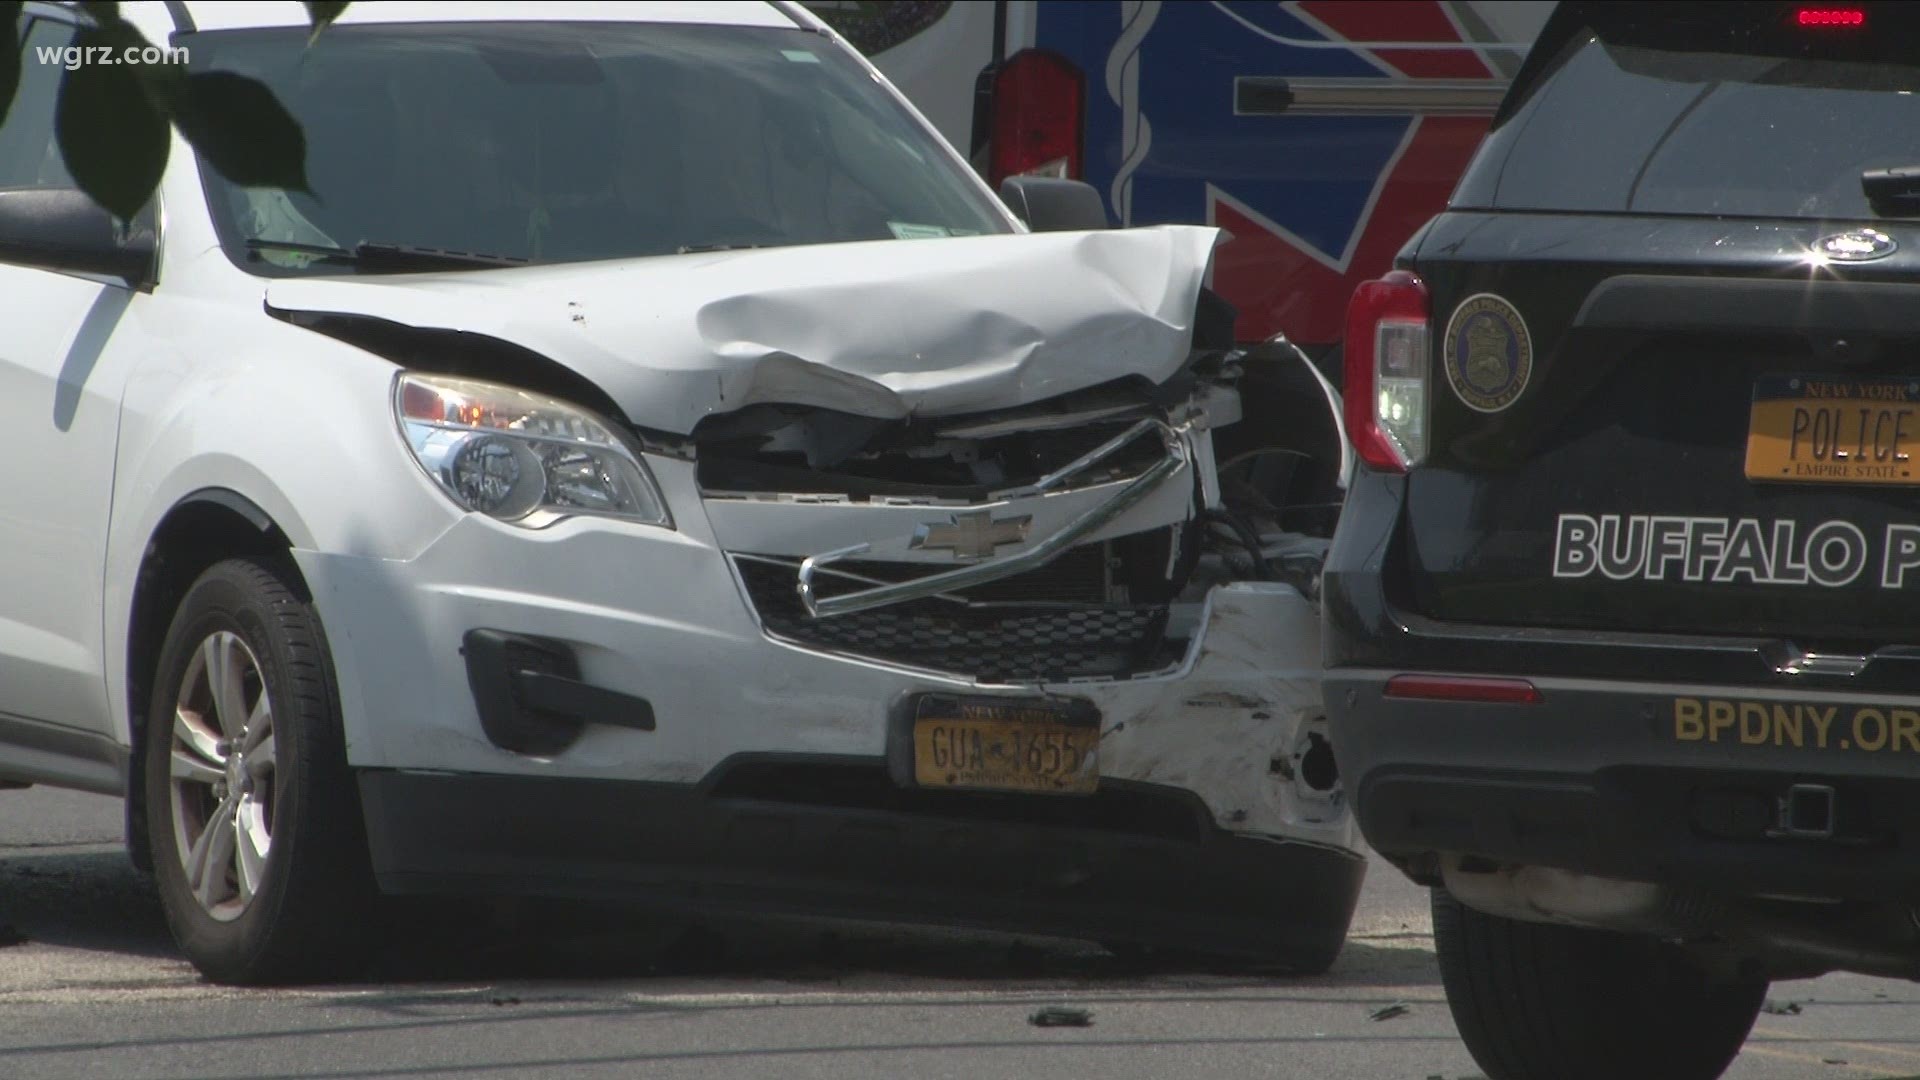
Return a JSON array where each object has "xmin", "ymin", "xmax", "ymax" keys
[
  {"xmin": 988, "ymin": 50, "xmax": 1084, "ymax": 187},
  {"xmin": 1385, "ymin": 675, "xmax": 1543, "ymax": 705},
  {"xmin": 1344, "ymin": 270, "xmax": 1430, "ymax": 473}
]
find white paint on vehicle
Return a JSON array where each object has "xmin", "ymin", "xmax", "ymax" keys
[{"xmin": 265, "ymin": 226, "xmax": 1221, "ymax": 435}]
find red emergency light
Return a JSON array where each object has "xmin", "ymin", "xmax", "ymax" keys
[
  {"xmin": 988, "ymin": 50, "xmax": 1084, "ymax": 187},
  {"xmin": 1795, "ymin": 7, "xmax": 1866, "ymax": 27}
]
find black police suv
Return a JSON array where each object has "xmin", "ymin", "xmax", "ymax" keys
[{"xmin": 1323, "ymin": 3, "xmax": 1920, "ymax": 1078}]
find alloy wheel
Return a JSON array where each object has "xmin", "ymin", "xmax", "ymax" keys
[{"xmin": 166, "ymin": 630, "xmax": 277, "ymax": 922}]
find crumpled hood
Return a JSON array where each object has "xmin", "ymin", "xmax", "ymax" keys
[{"xmin": 265, "ymin": 226, "xmax": 1220, "ymax": 434}]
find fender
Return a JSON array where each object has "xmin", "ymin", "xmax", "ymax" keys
[{"xmin": 101, "ymin": 306, "xmax": 465, "ymax": 748}]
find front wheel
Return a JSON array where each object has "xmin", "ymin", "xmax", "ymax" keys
[
  {"xmin": 1433, "ymin": 887, "xmax": 1766, "ymax": 1080},
  {"xmin": 144, "ymin": 557, "xmax": 375, "ymax": 983}
]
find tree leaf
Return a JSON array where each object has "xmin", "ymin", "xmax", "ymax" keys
[
  {"xmin": 0, "ymin": 3, "xmax": 21, "ymax": 137},
  {"xmin": 55, "ymin": 25, "xmax": 168, "ymax": 221},
  {"xmin": 302, "ymin": 1, "xmax": 349, "ymax": 40},
  {"xmin": 167, "ymin": 72, "xmax": 308, "ymax": 192}
]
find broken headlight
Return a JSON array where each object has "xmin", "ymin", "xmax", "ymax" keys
[{"xmin": 394, "ymin": 373, "xmax": 670, "ymax": 529}]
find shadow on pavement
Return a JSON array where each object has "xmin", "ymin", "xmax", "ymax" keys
[
  {"xmin": 363, "ymin": 898, "xmax": 1443, "ymax": 989},
  {"xmin": 0, "ymin": 848, "xmax": 1439, "ymax": 990},
  {"xmin": 0, "ymin": 850, "xmax": 175, "ymax": 960}
]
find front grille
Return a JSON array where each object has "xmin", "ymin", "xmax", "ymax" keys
[
  {"xmin": 828, "ymin": 542, "xmax": 1109, "ymax": 605},
  {"xmin": 734, "ymin": 556, "xmax": 1174, "ymax": 683}
]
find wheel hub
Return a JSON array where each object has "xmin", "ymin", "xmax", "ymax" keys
[{"xmin": 166, "ymin": 630, "xmax": 277, "ymax": 923}]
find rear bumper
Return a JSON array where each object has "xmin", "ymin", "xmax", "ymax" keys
[
  {"xmin": 357, "ymin": 763, "xmax": 1366, "ymax": 960},
  {"xmin": 1325, "ymin": 670, "xmax": 1920, "ymax": 901},
  {"xmin": 1324, "ymin": 470, "xmax": 1920, "ymax": 902}
]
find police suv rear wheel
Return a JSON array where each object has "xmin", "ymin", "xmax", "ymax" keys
[
  {"xmin": 1433, "ymin": 887, "xmax": 1766, "ymax": 1080},
  {"xmin": 144, "ymin": 557, "xmax": 375, "ymax": 984}
]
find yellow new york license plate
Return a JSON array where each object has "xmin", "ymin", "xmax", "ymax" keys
[
  {"xmin": 1745, "ymin": 374, "xmax": 1920, "ymax": 485},
  {"xmin": 912, "ymin": 697, "xmax": 1098, "ymax": 795}
]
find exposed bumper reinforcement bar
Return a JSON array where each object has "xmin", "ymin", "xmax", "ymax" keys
[{"xmin": 796, "ymin": 419, "xmax": 1189, "ymax": 619}]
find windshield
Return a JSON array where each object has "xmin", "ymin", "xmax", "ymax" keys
[{"xmin": 188, "ymin": 21, "xmax": 1012, "ymax": 275}]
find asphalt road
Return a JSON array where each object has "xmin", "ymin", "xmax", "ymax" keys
[{"xmin": 0, "ymin": 786, "xmax": 1914, "ymax": 1079}]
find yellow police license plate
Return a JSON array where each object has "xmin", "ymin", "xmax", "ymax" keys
[
  {"xmin": 912, "ymin": 696, "xmax": 1098, "ymax": 795},
  {"xmin": 1745, "ymin": 374, "xmax": 1920, "ymax": 485}
]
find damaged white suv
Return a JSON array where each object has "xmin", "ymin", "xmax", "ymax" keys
[{"xmin": 0, "ymin": 0, "xmax": 1361, "ymax": 981}]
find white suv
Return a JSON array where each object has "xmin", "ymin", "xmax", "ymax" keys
[{"xmin": 0, "ymin": 0, "xmax": 1361, "ymax": 982}]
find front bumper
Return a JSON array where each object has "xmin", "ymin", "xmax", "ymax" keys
[
  {"xmin": 357, "ymin": 764, "xmax": 1364, "ymax": 961},
  {"xmin": 300, "ymin": 449, "xmax": 1362, "ymax": 947}
]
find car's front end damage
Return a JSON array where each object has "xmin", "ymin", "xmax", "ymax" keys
[{"xmin": 276, "ymin": 226, "xmax": 1363, "ymax": 964}]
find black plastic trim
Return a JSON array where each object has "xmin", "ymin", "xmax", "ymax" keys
[
  {"xmin": 0, "ymin": 189, "xmax": 156, "ymax": 287},
  {"xmin": 175, "ymin": 488, "xmax": 275, "ymax": 533},
  {"xmin": 357, "ymin": 764, "xmax": 1367, "ymax": 961},
  {"xmin": 513, "ymin": 670, "xmax": 655, "ymax": 733},
  {"xmin": 998, "ymin": 175, "xmax": 1108, "ymax": 231},
  {"xmin": 0, "ymin": 712, "xmax": 126, "ymax": 795},
  {"xmin": 462, "ymin": 629, "xmax": 654, "ymax": 754}
]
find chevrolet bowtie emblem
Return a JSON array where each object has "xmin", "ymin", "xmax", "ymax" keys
[{"xmin": 911, "ymin": 510, "xmax": 1032, "ymax": 560}]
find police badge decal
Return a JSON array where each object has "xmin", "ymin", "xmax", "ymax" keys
[{"xmin": 1443, "ymin": 293, "xmax": 1533, "ymax": 412}]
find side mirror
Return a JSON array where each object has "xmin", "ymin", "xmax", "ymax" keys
[
  {"xmin": 998, "ymin": 176, "xmax": 1110, "ymax": 232},
  {"xmin": 0, "ymin": 188, "xmax": 155, "ymax": 287}
]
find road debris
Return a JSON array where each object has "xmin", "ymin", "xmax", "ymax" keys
[
  {"xmin": 1369, "ymin": 1001, "xmax": 1411, "ymax": 1022},
  {"xmin": 1761, "ymin": 1000, "xmax": 1802, "ymax": 1015},
  {"xmin": 1029, "ymin": 1006, "xmax": 1094, "ymax": 1028}
]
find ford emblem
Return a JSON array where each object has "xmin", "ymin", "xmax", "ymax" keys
[{"xmin": 1815, "ymin": 229, "xmax": 1898, "ymax": 262}]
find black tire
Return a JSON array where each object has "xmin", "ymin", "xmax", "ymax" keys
[
  {"xmin": 144, "ymin": 557, "xmax": 375, "ymax": 984},
  {"xmin": 1433, "ymin": 887, "xmax": 1767, "ymax": 1080}
]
